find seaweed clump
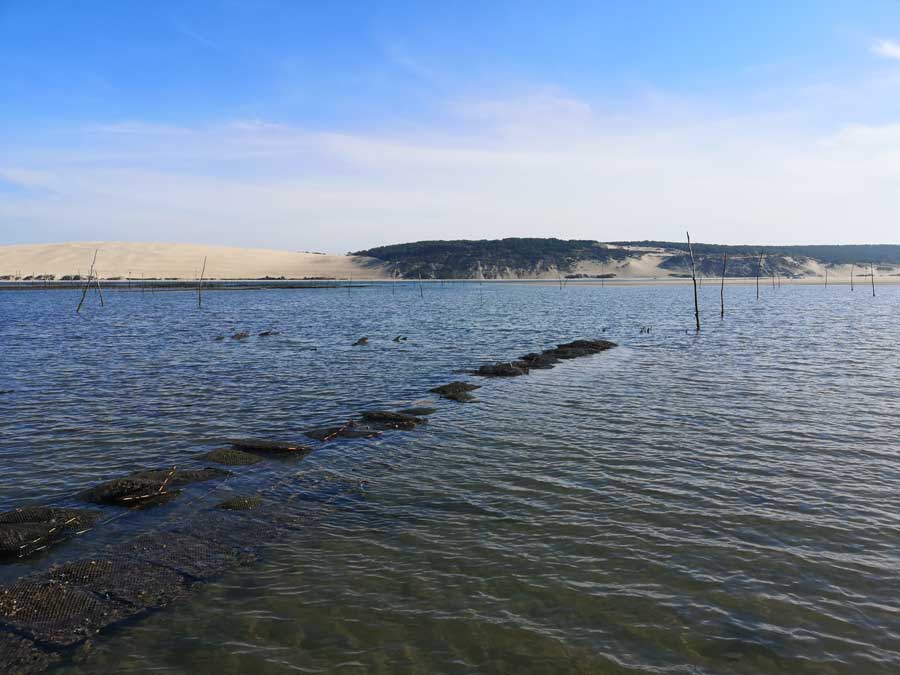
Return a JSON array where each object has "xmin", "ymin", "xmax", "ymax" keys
[{"xmin": 430, "ymin": 381, "xmax": 480, "ymax": 402}]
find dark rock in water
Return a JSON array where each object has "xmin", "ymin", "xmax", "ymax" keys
[
  {"xmin": 360, "ymin": 410, "xmax": 426, "ymax": 430},
  {"xmin": 229, "ymin": 439, "xmax": 311, "ymax": 455},
  {"xmin": 305, "ymin": 423, "xmax": 381, "ymax": 442},
  {"xmin": 473, "ymin": 362, "xmax": 529, "ymax": 377},
  {"xmin": 0, "ymin": 578, "xmax": 133, "ymax": 647},
  {"xmin": 258, "ymin": 330, "xmax": 279, "ymax": 337},
  {"xmin": 518, "ymin": 352, "xmax": 560, "ymax": 369},
  {"xmin": 231, "ymin": 331, "xmax": 250, "ymax": 340},
  {"xmin": 216, "ymin": 496, "xmax": 262, "ymax": 511},
  {"xmin": 79, "ymin": 467, "xmax": 230, "ymax": 507},
  {"xmin": 0, "ymin": 631, "xmax": 55, "ymax": 675},
  {"xmin": 47, "ymin": 557, "xmax": 189, "ymax": 610},
  {"xmin": 543, "ymin": 338, "xmax": 617, "ymax": 360},
  {"xmin": 196, "ymin": 447, "xmax": 264, "ymax": 466},
  {"xmin": 352, "ymin": 336, "xmax": 369, "ymax": 346},
  {"xmin": 430, "ymin": 381, "xmax": 480, "ymax": 402},
  {"xmin": 398, "ymin": 406, "xmax": 437, "ymax": 416},
  {"xmin": 0, "ymin": 507, "xmax": 101, "ymax": 560}
]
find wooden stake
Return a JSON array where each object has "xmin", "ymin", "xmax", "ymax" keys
[
  {"xmin": 824, "ymin": 267, "xmax": 828, "ymax": 287},
  {"xmin": 756, "ymin": 251, "xmax": 763, "ymax": 301},
  {"xmin": 686, "ymin": 232, "xmax": 700, "ymax": 331},
  {"xmin": 198, "ymin": 256, "xmax": 207, "ymax": 308},
  {"xmin": 851, "ymin": 263, "xmax": 855, "ymax": 291},
  {"xmin": 76, "ymin": 249, "xmax": 98, "ymax": 313},
  {"xmin": 720, "ymin": 252, "xmax": 727, "ymax": 319},
  {"xmin": 871, "ymin": 262, "xmax": 876, "ymax": 297},
  {"xmin": 94, "ymin": 271, "xmax": 104, "ymax": 306}
]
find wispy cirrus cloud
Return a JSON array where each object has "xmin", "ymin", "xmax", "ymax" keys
[{"xmin": 872, "ymin": 38, "xmax": 900, "ymax": 61}]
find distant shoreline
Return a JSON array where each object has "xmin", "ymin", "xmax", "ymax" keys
[{"xmin": 0, "ymin": 276, "xmax": 894, "ymax": 292}]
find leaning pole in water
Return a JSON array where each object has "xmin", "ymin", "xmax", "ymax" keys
[{"xmin": 686, "ymin": 232, "xmax": 700, "ymax": 331}]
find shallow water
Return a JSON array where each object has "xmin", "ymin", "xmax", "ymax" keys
[{"xmin": 1, "ymin": 282, "xmax": 899, "ymax": 674}]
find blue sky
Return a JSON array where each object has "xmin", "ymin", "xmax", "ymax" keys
[{"xmin": 3, "ymin": 1, "xmax": 900, "ymax": 250}]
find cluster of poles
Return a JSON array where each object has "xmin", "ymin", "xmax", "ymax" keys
[
  {"xmin": 685, "ymin": 231, "xmax": 877, "ymax": 332},
  {"xmin": 75, "ymin": 250, "xmax": 208, "ymax": 313}
]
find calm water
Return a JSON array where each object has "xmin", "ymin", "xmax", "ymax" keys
[{"xmin": 1, "ymin": 282, "xmax": 899, "ymax": 674}]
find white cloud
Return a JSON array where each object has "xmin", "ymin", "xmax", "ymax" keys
[
  {"xmin": 5, "ymin": 82, "xmax": 900, "ymax": 249},
  {"xmin": 872, "ymin": 38, "xmax": 900, "ymax": 61}
]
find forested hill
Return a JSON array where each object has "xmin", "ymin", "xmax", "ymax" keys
[
  {"xmin": 613, "ymin": 242, "xmax": 900, "ymax": 266},
  {"xmin": 353, "ymin": 238, "xmax": 631, "ymax": 279},
  {"xmin": 352, "ymin": 238, "xmax": 900, "ymax": 279}
]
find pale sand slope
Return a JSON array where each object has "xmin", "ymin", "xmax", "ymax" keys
[{"xmin": 0, "ymin": 242, "xmax": 389, "ymax": 280}]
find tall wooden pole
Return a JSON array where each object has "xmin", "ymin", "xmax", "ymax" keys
[
  {"xmin": 76, "ymin": 249, "xmax": 98, "ymax": 313},
  {"xmin": 851, "ymin": 264, "xmax": 855, "ymax": 291},
  {"xmin": 871, "ymin": 262, "xmax": 876, "ymax": 297},
  {"xmin": 687, "ymin": 232, "xmax": 700, "ymax": 332},
  {"xmin": 198, "ymin": 256, "xmax": 207, "ymax": 308},
  {"xmin": 720, "ymin": 252, "xmax": 727, "ymax": 319}
]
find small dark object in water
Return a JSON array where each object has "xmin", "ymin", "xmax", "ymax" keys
[
  {"xmin": 216, "ymin": 496, "xmax": 262, "ymax": 511},
  {"xmin": 0, "ymin": 507, "xmax": 101, "ymax": 559},
  {"xmin": 430, "ymin": 381, "xmax": 480, "ymax": 402},
  {"xmin": 352, "ymin": 336, "xmax": 369, "ymax": 346},
  {"xmin": 360, "ymin": 410, "xmax": 426, "ymax": 430},
  {"xmin": 229, "ymin": 439, "xmax": 311, "ymax": 455},
  {"xmin": 258, "ymin": 330, "xmax": 279, "ymax": 337},
  {"xmin": 473, "ymin": 362, "xmax": 528, "ymax": 377},
  {"xmin": 398, "ymin": 406, "xmax": 437, "ymax": 416},
  {"xmin": 213, "ymin": 335, "xmax": 224, "ymax": 341},
  {"xmin": 0, "ymin": 389, "xmax": 13, "ymax": 395},
  {"xmin": 305, "ymin": 423, "xmax": 381, "ymax": 442},
  {"xmin": 392, "ymin": 335, "xmax": 407, "ymax": 342},
  {"xmin": 231, "ymin": 331, "xmax": 250, "ymax": 340},
  {"xmin": 47, "ymin": 557, "xmax": 189, "ymax": 610},
  {"xmin": 0, "ymin": 578, "xmax": 132, "ymax": 647},
  {"xmin": 196, "ymin": 447, "xmax": 264, "ymax": 466},
  {"xmin": 0, "ymin": 631, "xmax": 54, "ymax": 674},
  {"xmin": 79, "ymin": 467, "xmax": 230, "ymax": 507}
]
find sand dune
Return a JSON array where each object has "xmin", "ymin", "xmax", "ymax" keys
[{"xmin": 0, "ymin": 242, "xmax": 389, "ymax": 280}]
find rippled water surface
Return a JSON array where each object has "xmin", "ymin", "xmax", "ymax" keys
[{"xmin": 2, "ymin": 282, "xmax": 899, "ymax": 674}]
